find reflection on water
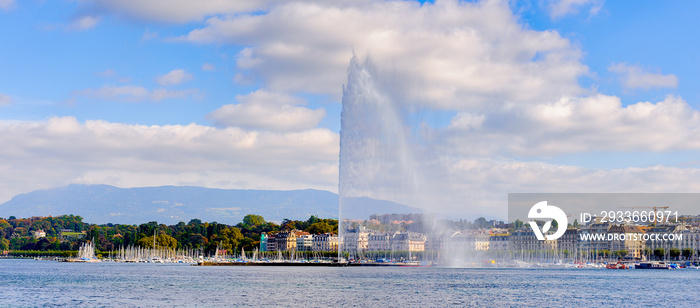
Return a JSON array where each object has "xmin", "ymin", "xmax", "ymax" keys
[{"xmin": 1, "ymin": 259, "xmax": 699, "ymax": 307}]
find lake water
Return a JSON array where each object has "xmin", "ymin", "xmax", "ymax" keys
[{"xmin": 1, "ymin": 259, "xmax": 698, "ymax": 307}]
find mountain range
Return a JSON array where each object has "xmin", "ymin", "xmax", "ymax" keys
[{"xmin": 0, "ymin": 184, "xmax": 419, "ymax": 225}]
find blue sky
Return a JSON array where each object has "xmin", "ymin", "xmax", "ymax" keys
[
  {"xmin": 1, "ymin": 0, "xmax": 699, "ymax": 218},
  {"xmin": 2, "ymin": 1, "xmax": 696, "ymax": 126},
  {"xmin": 518, "ymin": 1, "xmax": 700, "ymax": 105}
]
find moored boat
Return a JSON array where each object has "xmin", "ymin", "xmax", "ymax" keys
[
  {"xmin": 606, "ymin": 261, "xmax": 628, "ymax": 269},
  {"xmin": 635, "ymin": 262, "xmax": 675, "ymax": 269}
]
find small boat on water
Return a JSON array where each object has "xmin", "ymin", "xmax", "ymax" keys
[
  {"xmin": 635, "ymin": 262, "xmax": 677, "ymax": 269},
  {"xmin": 150, "ymin": 257, "xmax": 164, "ymax": 263},
  {"xmin": 606, "ymin": 261, "xmax": 629, "ymax": 269}
]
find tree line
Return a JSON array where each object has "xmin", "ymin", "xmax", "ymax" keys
[{"xmin": 0, "ymin": 214, "xmax": 338, "ymax": 255}]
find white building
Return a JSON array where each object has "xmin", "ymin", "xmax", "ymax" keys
[
  {"xmin": 312, "ymin": 233, "xmax": 338, "ymax": 252},
  {"xmin": 368, "ymin": 233, "xmax": 391, "ymax": 251},
  {"xmin": 390, "ymin": 232, "xmax": 426, "ymax": 252},
  {"xmin": 343, "ymin": 226, "xmax": 369, "ymax": 257},
  {"xmin": 488, "ymin": 235, "xmax": 509, "ymax": 251},
  {"xmin": 33, "ymin": 230, "xmax": 46, "ymax": 239},
  {"xmin": 296, "ymin": 234, "xmax": 313, "ymax": 251}
]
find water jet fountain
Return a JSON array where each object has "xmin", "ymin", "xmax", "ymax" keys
[{"xmin": 338, "ymin": 56, "xmax": 481, "ymax": 266}]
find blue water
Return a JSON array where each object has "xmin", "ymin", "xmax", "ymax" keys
[{"xmin": 1, "ymin": 259, "xmax": 698, "ymax": 307}]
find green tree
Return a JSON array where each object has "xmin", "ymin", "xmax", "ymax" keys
[
  {"xmin": 13, "ymin": 227, "xmax": 28, "ymax": 237},
  {"xmin": 682, "ymin": 248, "xmax": 693, "ymax": 260},
  {"xmin": 307, "ymin": 216, "xmax": 319, "ymax": 225},
  {"xmin": 87, "ymin": 226, "xmax": 99, "ymax": 242},
  {"xmin": 670, "ymin": 247, "xmax": 681, "ymax": 260},
  {"xmin": 653, "ymin": 248, "xmax": 665, "ymax": 260},
  {"xmin": 280, "ymin": 219, "xmax": 298, "ymax": 231},
  {"xmin": 206, "ymin": 227, "xmax": 244, "ymax": 254},
  {"xmin": 187, "ymin": 234, "xmax": 208, "ymax": 248},
  {"xmin": 614, "ymin": 250, "xmax": 628, "ymax": 259},
  {"xmin": 242, "ymin": 215, "xmax": 265, "ymax": 228},
  {"xmin": 239, "ymin": 237, "xmax": 259, "ymax": 252},
  {"xmin": 474, "ymin": 217, "xmax": 488, "ymax": 229},
  {"xmin": 307, "ymin": 222, "xmax": 334, "ymax": 234},
  {"xmin": 513, "ymin": 219, "xmax": 524, "ymax": 230},
  {"xmin": 137, "ymin": 234, "xmax": 178, "ymax": 249},
  {"xmin": 0, "ymin": 219, "xmax": 11, "ymax": 229}
]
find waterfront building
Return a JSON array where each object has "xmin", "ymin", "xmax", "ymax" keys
[
  {"xmin": 312, "ymin": 233, "xmax": 338, "ymax": 252},
  {"xmin": 424, "ymin": 232, "xmax": 448, "ymax": 252},
  {"xmin": 644, "ymin": 225, "xmax": 683, "ymax": 256},
  {"xmin": 260, "ymin": 233, "xmax": 268, "ymax": 252},
  {"xmin": 579, "ymin": 222, "xmax": 610, "ymax": 257},
  {"xmin": 448, "ymin": 231, "xmax": 491, "ymax": 251},
  {"xmin": 265, "ymin": 233, "xmax": 277, "ymax": 252},
  {"xmin": 275, "ymin": 231, "xmax": 295, "ymax": 251},
  {"xmin": 607, "ymin": 225, "xmax": 645, "ymax": 259},
  {"xmin": 473, "ymin": 233, "xmax": 490, "ymax": 251},
  {"xmin": 343, "ymin": 225, "xmax": 369, "ymax": 258},
  {"xmin": 675, "ymin": 228, "xmax": 700, "ymax": 260},
  {"xmin": 509, "ymin": 230, "xmax": 557, "ymax": 258},
  {"xmin": 390, "ymin": 232, "xmax": 426, "ymax": 252},
  {"xmin": 368, "ymin": 232, "xmax": 391, "ymax": 251},
  {"xmin": 296, "ymin": 234, "xmax": 313, "ymax": 251},
  {"xmin": 274, "ymin": 230, "xmax": 311, "ymax": 251},
  {"xmin": 488, "ymin": 234, "xmax": 509, "ymax": 251}
]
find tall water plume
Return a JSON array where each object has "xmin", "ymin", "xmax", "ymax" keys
[
  {"xmin": 340, "ymin": 56, "xmax": 420, "ymax": 206},
  {"xmin": 339, "ymin": 56, "xmax": 476, "ymax": 263}
]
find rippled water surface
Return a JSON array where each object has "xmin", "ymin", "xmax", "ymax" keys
[{"xmin": 1, "ymin": 259, "xmax": 699, "ymax": 307}]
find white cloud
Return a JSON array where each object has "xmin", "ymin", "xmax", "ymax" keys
[
  {"xmin": 235, "ymin": 89, "xmax": 305, "ymax": 106},
  {"xmin": 608, "ymin": 63, "xmax": 679, "ymax": 90},
  {"xmin": 85, "ymin": 0, "xmax": 271, "ymax": 23},
  {"xmin": 0, "ymin": 117, "xmax": 339, "ymax": 203},
  {"xmin": 448, "ymin": 112, "xmax": 486, "ymax": 130},
  {"xmin": 85, "ymin": 0, "xmax": 371, "ymax": 23},
  {"xmin": 0, "ymin": 0, "xmax": 15, "ymax": 11},
  {"xmin": 156, "ymin": 69, "xmax": 194, "ymax": 86},
  {"xmin": 439, "ymin": 94, "xmax": 700, "ymax": 157},
  {"xmin": 0, "ymin": 94, "xmax": 11, "ymax": 106},
  {"xmin": 438, "ymin": 158, "xmax": 700, "ymax": 218},
  {"xmin": 177, "ymin": 0, "xmax": 586, "ymax": 109},
  {"xmin": 68, "ymin": 15, "xmax": 100, "ymax": 31},
  {"xmin": 75, "ymin": 84, "xmax": 199, "ymax": 102},
  {"xmin": 546, "ymin": 0, "xmax": 604, "ymax": 19},
  {"xmin": 201, "ymin": 63, "xmax": 216, "ymax": 71},
  {"xmin": 207, "ymin": 90, "xmax": 326, "ymax": 132}
]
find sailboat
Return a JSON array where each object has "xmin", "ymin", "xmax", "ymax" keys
[{"xmin": 150, "ymin": 229, "xmax": 163, "ymax": 263}]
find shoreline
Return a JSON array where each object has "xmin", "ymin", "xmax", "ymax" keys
[{"xmin": 195, "ymin": 261, "xmax": 429, "ymax": 267}]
